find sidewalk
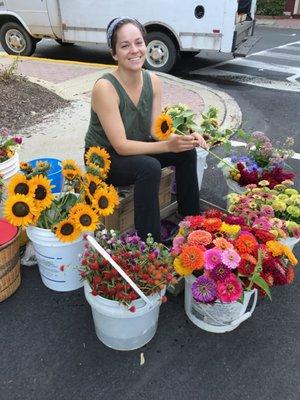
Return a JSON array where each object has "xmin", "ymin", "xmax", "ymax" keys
[
  {"xmin": 256, "ymin": 16, "xmax": 300, "ymax": 29},
  {"xmin": 0, "ymin": 54, "xmax": 242, "ymax": 166}
]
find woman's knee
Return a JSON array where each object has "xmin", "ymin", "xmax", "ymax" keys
[{"xmin": 137, "ymin": 156, "xmax": 161, "ymax": 182}]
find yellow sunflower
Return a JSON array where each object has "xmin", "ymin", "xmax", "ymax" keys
[
  {"xmin": 62, "ymin": 168, "xmax": 81, "ymax": 181},
  {"xmin": 153, "ymin": 113, "xmax": 174, "ymax": 141},
  {"xmin": 54, "ymin": 219, "xmax": 81, "ymax": 243},
  {"xmin": 8, "ymin": 173, "xmax": 35, "ymax": 197},
  {"xmin": 71, "ymin": 205, "xmax": 99, "ymax": 232},
  {"xmin": 19, "ymin": 161, "xmax": 33, "ymax": 172},
  {"xmin": 85, "ymin": 147, "xmax": 111, "ymax": 175},
  {"xmin": 62, "ymin": 159, "xmax": 80, "ymax": 170},
  {"xmin": 82, "ymin": 173, "xmax": 103, "ymax": 197},
  {"xmin": 68, "ymin": 203, "xmax": 87, "ymax": 218},
  {"xmin": 4, "ymin": 194, "xmax": 37, "ymax": 227},
  {"xmin": 93, "ymin": 187, "xmax": 119, "ymax": 216},
  {"xmin": 30, "ymin": 175, "xmax": 55, "ymax": 210}
]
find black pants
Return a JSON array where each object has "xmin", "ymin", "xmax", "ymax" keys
[{"xmin": 86, "ymin": 149, "xmax": 200, "ymax": 242}]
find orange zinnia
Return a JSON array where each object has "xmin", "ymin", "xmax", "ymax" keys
[
  {"xmin": 235, "ymin": 233, "xmax": 258, "ymax": 255},
  {"xmin": 180, "ymin": 245, "xmax": 204, "ymax": 270},
  {"xmin": 203, "ymin": 217, "xmax": 222, "ymax": 232},
  {"xmin": 187, "ymin": 230, "xmax": 212, "ymax": 246},
  {"xmin": 213, "ymin": 237, "xmax": 233, "ymax": 250}
]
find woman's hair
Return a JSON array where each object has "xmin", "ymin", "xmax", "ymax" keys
[{"xmin": 106, "ymin": 17, "xmax": 146, "ymax": 55}]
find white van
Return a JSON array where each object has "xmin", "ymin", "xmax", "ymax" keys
[{"xmin": 0, "ymin": 0, "xmax": 257, "ymax": 72}]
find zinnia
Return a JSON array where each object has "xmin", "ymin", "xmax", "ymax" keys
[
  {"xmin": 204, "ymin": 248, "xmax": 223, "ymax": 270},
  {"xmin": 235, "ymin": 233, "xmax": 258, "ymax": 255},
  {"xmin": 180, "ymin": 245, "xmax": 204, "ymax": 270},
  {"xmin": 221, "ymin": 248, "xmax": 241, "ymax": 269},
  {"xmin": 191, "ymin": 276, "xmax": 217, "ymax": 303},
  {"xmin": 187, "ymin": 230, "xmax": 212, "ymax": 246},
  {"xmin": 217, "ymin": 274, "xmax": 243, "ymax": 303}
]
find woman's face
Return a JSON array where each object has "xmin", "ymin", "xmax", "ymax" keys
[{"xmin": 113, "ymin": 23, "xmax": 146, "ymax": 71}]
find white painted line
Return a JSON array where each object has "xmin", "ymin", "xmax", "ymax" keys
[
  {"xmin": 254, "ymin": 51, "xmax": 300, "ymax": 62},
  {"xmin": 230, "ymin": 57, "xmax": 300, "ymax": 75},
  {"xmin": 250, "ymin": 41, "xmax": 300, "ymax": 56}
]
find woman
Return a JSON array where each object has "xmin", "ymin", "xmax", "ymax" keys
[{"xmin": 85, "ymin": 17, "xmax": 207, "ymax": 242}]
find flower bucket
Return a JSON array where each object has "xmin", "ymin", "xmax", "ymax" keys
[
  {"xmin": 279, "ymin": 237, "xmax": 300, "ymax": 251},
  {"xmin": 84, "ymin": 235, "xmax": 165, "ymax": 350},
  {"xmin": 29, "ymin": 158, "xmax": 62, "ymax": 193},
  {"xmin": 26, "ymin": 226, "xmax": 84, "ymax": 292},
  {"xmin": 84, "ymin": 282, "xmax": 163, "ymax": 351},
  {"xmin": 184, "ymin": 275, "xmax": 257, "ymax": 333},
  {"xmin": 0, "ymin": 152, "xmax": 20, "ymax": 218},
  {"xmin": 0, "ymin": 219, "xmax": 21, "ymax": 302},
  {"xmin": 196, "ymin": 148, "xmax": 208, "ymax": 190},
  {"xmin": 226, "ymin": 178, "xmax": 246, "ymax": 195}
]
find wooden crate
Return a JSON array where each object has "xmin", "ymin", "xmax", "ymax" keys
[{"xmin": 103, "ymin": 167, "xmax": 174, "ymax": 231}]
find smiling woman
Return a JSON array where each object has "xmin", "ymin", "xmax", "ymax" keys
[{"xmin": 84, "ymin": 17, "xmax": 208, "ymax": 243}]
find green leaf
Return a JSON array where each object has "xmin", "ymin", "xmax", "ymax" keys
[{"xmin": 252, "ymin": 275, "xmax": 272, "ymax": 300}]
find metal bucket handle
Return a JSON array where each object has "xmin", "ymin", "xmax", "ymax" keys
[{"xmin": 87, "ymin": 235, "xmax": 154, "ymax": 308}]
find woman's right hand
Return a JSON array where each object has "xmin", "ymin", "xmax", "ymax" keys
[{"xmin": 166, "ymin": 134, "xmax": 198, "ymax": 153}]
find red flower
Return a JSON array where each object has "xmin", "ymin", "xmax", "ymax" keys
[
  {"xmin": 203, "ymin": 209, "xmax": 225, "ymax": 219},
  {"xmin": 203, "ymin": 218, "xmax": 222, "ymax": 232},
  {"xmin": 185, "ymin": 215, "xmax": 205, "ymax": 229},
  {"xmin": 252, "ymin": 228, "xmax": 276, "ymax": 243}
]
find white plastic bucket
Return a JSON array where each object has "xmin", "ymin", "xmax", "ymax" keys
[
  {"xmin": 226, "ymin": 178, "xmax": 246, "ymax": 195},
  {"xmin": 0, "ymin": 152, "xmax": 20, "ymax": 218},
  {"xmin": 196, "ymin": 148, "xmax": 208, "ymax": 190},
  {"xmin": 279, "ymin": 237, "xmax": 300, "ymax": 251},
  {"xmin": 26, "ymin": 226, "xmax": 84, "ymax": 292},
  {"xmin": 84, "ymin": 281, "xmax": 163, "ymax": 350},
  {"xmin": 0, "ymin": 152, "xmax": 19, "ymax": 180},
  {"xmin": 184, "ymin": 275, "xmax": 257, "ymax": 333}
]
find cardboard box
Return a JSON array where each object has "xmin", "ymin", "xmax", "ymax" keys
[{"xmin": 103, "ymin": 167, "xmax": 174, "ymax": 231}]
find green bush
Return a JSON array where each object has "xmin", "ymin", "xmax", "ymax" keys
[{"xmin": 256, "ymin": 0, "xmax": 285, "ymax": 16}]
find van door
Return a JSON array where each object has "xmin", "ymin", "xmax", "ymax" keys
[{"xmin": 5, "ymin": 0, "xmax": 52, "ymax": 35}]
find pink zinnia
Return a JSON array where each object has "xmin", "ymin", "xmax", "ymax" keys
[
  {"xmin": 253, "ymin": 217, "xmax": 272, "ymax": 230},
  {"xmin": 221, "ymin": 248, "xmax": 241, "ymax": 269},
  {"xmin": 171, "ymin": 236, "xmax": 185, "ymax": 256},
  {"xmin": 217, "ymin": 274, "xmax": 243, "ymax": 303},
  {"xmin": 260, "ymin": 205, "xmax": 275, "ymax": 218},
  {"xmin": 204, "ymin": 248, "xmax": 223, "ymax": 270}
]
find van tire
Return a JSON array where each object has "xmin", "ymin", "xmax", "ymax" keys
[
  {"xmin": 145, "ymin": 31, "xmax": 178, "ymax": 73},
  {"xmin": 0, "ymin": 22, "xmax": 36, "ymax": 56}
]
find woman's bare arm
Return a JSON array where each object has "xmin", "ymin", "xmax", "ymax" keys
[{"xmin": 92, "ymin": 79, "xmax": 198, "ymax": 156}]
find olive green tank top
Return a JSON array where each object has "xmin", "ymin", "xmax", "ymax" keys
[{"xmin": 85, "ymin": 69, "xmax": 153, "ymax": 150}]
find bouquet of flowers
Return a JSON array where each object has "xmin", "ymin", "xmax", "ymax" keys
[
  {"xmin": 171, "ymin": 209, "xmax": 298, "ymax": 303},
  {"xmin": 81, "ymin": 229, "xmax": 176, "ymax": 309},
  {"xmin": 228, "ymin": 180, "xmax": 300, "ymax": 239},
  {"xmin": 3, "ymin": 147, "xmax": 119, "ymax": 242},
  {"xmin": 154, "ymin": 104, "xmax": 232, "ymax": 148},
  {"xmin": 219, "ymin": 130, "xmax": 295, "ymax": 188},
  {"xmin": 0, "ymin": 127, "xmax": 23, "ymax": 163}
]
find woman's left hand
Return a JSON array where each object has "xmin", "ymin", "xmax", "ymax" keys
[{"xmin": 190, "ymin": 132, "xmax": 208, "ymax": 149}]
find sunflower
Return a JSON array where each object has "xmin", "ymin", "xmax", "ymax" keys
[
  {"xmin": 82, "ymin": 173, "xmax": 103, "ymax": 197},
  {"xmin": 62, "ymin": 159, "xmax": 80, "ymax": 170},
  {"xmin": 71, "ymin": 205, "xmax": 99, "ymax": 232},
  {"xmin": 93, "ymin": 187, "xmax": 119, "ymax": 216},
  {"xmin": 4, "ymin": 194, "xmax": 37, "ymax": 227},
  {"xmin": 153, "ymin": 113, "xmax": 174, "ymax": 141},
  {"xmin": 30, "ymin": 175, "xmax": 55, "ymax": 210},
  {"xmin": 62, "ymin": 168, "xmax": 81, "ymax": 181},
  {"xmin": 68, "ymin": 203, "xmax": 87, "ymax": 218},
  {"xmin": 8, "ymin": 173, "xmax": 35, "ymax": 197},
  {"xmin": 85, "ymin": 147, "xmax": 111, "ymax": 175},
  {"xmin": 19, "ymin": 161, "xmax": 33, "ymax": 173},
  {"xmin": 54, "ymin": 219, "xmax": 81, "ymax": 242},
  {"xmin": 85, "ymin": 162, "xmax": 106, "ymax": 179}
]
